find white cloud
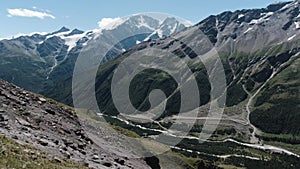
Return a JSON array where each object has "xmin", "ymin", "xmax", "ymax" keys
[
  {"xmin": 7, "ymin": 8, "xmax": 55, "ymax": 19},
  {"xmin": 97, "ymin": 17, "xmax": 124, "ymax": 30}
]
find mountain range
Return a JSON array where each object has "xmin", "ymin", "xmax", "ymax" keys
[
  {"xmin": 41, "ymin": 0, "xmax": 300, "ymax": 137},
  {"xmin": 0, "ymin": 15, "xmax": 188, "ymax": 93}
]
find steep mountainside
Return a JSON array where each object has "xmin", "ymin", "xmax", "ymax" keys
[
  {"xmin": 0, "ymin": 80, "xmax": 151, "ymax": 169},
  {"xmin": 195, "ymin": 0, "xmax": 300, "ymax": 136}
]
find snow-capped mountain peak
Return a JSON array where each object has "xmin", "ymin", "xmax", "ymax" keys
[
  {"xmin": 42, "ymin": 27, "xmax": 87, "ymax": 52},
  {"xmin": 92, "ymin": 14, "xmax": 189, "ymax": 39}
]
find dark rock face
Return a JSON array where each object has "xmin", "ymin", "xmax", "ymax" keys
[
  {"xmin": 65, "ymin": 29, "xmax": 84, "ymax": 37},
  {"xmin": 0, "ymin": 80, "xmax": 150, "ymax": 169},
  {"xmin": 266, "ymin": 2, "xmax": 290, "ymax": 12},
  {"xmin": 145, "ymin": 156, "xmax": 161, "ymax": 169},
  {"xmin": 48, "ymin": 26, "xmax": 70, "ymax": 35}
]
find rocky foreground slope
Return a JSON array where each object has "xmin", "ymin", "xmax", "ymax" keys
[{"xmin": 0, "ymin": 80, "xmax": 150, "ymax": 169}]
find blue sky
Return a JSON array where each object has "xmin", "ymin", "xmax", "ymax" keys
[{"xmin": 0, "ymin": 0, "xmax": 290, "ymax": 38}]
